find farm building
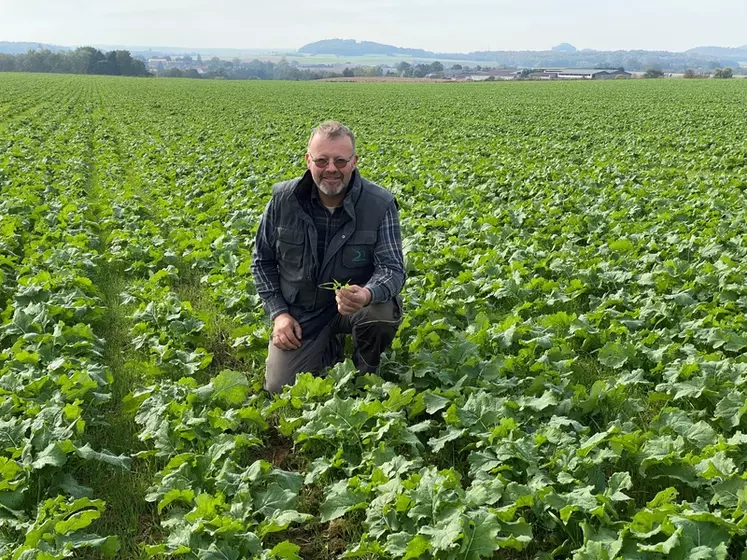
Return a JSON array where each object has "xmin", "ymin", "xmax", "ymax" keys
[
  {"xmin": 444, "ymin": 68, "xmax": 520, "ymax": 81},
  {"xmin": 525, "ymin": 71, "xmax": 557, "ymax": 80},
  {"xmin": 551, "ymin": 68, "xmax": 632, "ymax": 79}
]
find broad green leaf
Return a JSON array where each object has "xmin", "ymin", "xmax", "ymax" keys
[
  {"xmin": 254, "ymin": 483, "xmax": 297, "ymax": 517},
  {"xmin": 269, "ymin": 541, "xmax": 302, "ymax": 560},
  {"xmin": 54, "ymin": 508, "xmax": 101, "ymax": 534},
  {"xmin": 212, "ymin": 369, "xmax": 250, "ymax": 406},
  {"xmin": 76, "ymin": 444, "xmax": 132, "ymax": 470},
  {"xmin": 460, "ymin": 511, "xmax": 500, "ymax": 560},
  {"xmin": 638, "ymin": 529, "xmax": 680, "ymax": 553},
  {"xmin": 598, "ymin": 342, "xmax": 634, "ymax": 369},
  {"xmin": 403, "ymin": 535, "xmax": 430, "ymax": 559},
  {"xmin": 420, "ymin": 511, "xmax": 462, "ymax": 551},
  {"xmin": 606, "ymin": 472, "xmax": 633, "ymax": 502},
  {"xmin": 319, "ymin": 480, "xmax": 367, "ymax": 522}
]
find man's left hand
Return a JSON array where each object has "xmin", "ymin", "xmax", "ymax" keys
[{"xmin": 336, "ymin": 285, "xmax": 372, "ymax": 316}]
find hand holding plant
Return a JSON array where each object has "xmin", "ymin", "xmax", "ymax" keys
[{"xmin": 335, "ymin": 285, "xmax": 372, "ymax": 316}]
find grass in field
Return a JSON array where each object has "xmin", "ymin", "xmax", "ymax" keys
[
  {"xmin": 76, "ymin": 130, "xmax": 161, "ymax": 558},
  {"xmin": 174, "ymin": 275, "xmax": 258, "ymax": 382},
  {"xmin": 76, "ymin": 267, "xmax": 162, "ymax": 559}
]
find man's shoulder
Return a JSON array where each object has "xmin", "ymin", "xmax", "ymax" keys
[
  {"xmin": 359, "ymin": 176, "xmax": 395, "ymax": 205},
  {"xmin": 271, "ymin": 177, "xmax": 302, "ymax": 198}
]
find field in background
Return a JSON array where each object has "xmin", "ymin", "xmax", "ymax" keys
[{"xmin": 1, "ymin": 75, "xmax": 747, "ymax": 559}]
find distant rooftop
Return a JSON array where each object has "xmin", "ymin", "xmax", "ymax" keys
[{"xmin": 554, "ymin": 68, "xmax": 625, "ymax": 74}]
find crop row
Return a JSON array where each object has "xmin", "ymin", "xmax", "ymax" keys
[{"xmin": 0, "ymin": 78, "xmax": 128, "ymax": 558}]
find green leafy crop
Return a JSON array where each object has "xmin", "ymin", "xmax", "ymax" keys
[{"xmin": 2, "ymin": 72, "xmax": 747, "ymax": 558}]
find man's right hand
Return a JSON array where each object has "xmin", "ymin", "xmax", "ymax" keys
[{"xmin": 272, "ymin": 313, "xmax": 302, "ymax": 350}]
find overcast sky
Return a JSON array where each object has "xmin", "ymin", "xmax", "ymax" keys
[{"xmin": 1, "ymin": 0, "xmax": 745, "ymax": 53}]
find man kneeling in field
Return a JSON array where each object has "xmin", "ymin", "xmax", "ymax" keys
[{"xmin": 251, "ymin": 121, "xmax": 405, "ymax": 394}]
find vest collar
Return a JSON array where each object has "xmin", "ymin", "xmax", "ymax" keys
[{"xmin": 297, "ymin": 169, "xmax": 363, "ymax": 219}]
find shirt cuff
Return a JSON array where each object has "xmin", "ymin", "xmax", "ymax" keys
[
  {"xmin": 364, "ymin": 284, "xmax": 386, "ymax": 305},
  {"xmin": 265, "ymin": 296, "xmax": 289, "ymax": 320}
]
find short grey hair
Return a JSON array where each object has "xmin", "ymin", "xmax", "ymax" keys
[{"xmin": 308, "ymin": 121, "xmax": 356, "ymax": 153}]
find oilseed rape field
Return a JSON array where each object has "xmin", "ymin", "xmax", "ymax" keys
[{"xmin": 1, "ymin": 73, "xmax": 747, "ymax": 559}]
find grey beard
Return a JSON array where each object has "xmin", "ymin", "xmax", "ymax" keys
[{"xmin": 318, "ymin": 180, "xmax": 346, "ymax": 197}]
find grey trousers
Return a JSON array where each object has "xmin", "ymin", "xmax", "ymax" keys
[{"xmin": 263, "ymin": 298, "xmax": 402, "ymax": 394}]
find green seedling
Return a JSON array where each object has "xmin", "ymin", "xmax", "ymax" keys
[{"xmin": 318, "ymin": 279, "xmax": 351, "ymax": 291}]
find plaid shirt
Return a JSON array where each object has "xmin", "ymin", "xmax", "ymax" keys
[
  {"xmin": 252, "ymin": 178, "xmax": 405, "ymax": 322},
  {"xmin": 310, "ymin": 187, "xmax": 347, "ymax": 269}
]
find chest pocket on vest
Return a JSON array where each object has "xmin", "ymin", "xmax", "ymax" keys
[
  {"xmin": 342, "ymin": 230, "xmax": 376, "ymax": 268},
  {"xmin": 276, "ymin": 227, "xmax": 305, "ymax": 270}
]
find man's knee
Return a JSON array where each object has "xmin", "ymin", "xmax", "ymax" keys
[
  {"xmin": 350, "ymin": 297, "xmax": 403, "ymax": 373},
  {"xmin": 264, "ymin": 348, "xmax": 299, "ymax": 394},
  {"xmin": 263, "ymin": 376, "xmax": 286, "ymax": 395},
  {"xmin": 263, "ymin": 332, "xmax": 336, "ymax": 394},
  {"xmin": 354, "ymin": 298, "xmax": 402, "ymax": 326}
]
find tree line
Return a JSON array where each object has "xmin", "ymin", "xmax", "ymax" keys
[
  {"xmin": 0, "ymin": 47, "xmax": 450, "ymax": 81},
  {"xmin": 163, "ymin": 58, "xmax": 448, "ymax": 80},
  {"xmin": 0, "ymin": 49, "xmax": 353, "ymax": 80},
  {"xmin": 0, "ymin": 47, "xmax": 148, "ymax": 76},
  {"xmin": 643, "ymin": 67, "xmax": 734, "ymax": 78},
  {"xmin": 159, "ymin": 57, "xmax": 343, "ymax": 80}
]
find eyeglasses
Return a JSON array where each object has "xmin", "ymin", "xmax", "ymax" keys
[{"xmin": 308, "ymin": 155, "xmax": 355, "ymax": 169}]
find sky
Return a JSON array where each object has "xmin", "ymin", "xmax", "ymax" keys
[{"xmin": 1, "ymin": 0, "xmax": 745, "ymax": 53}]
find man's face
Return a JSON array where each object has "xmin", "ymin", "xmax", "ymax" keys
[{"xmin": 305, "ymin": 134, "xmax": 358, "ymax": 197}]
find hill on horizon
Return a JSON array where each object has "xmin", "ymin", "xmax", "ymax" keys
[
  {"xmin": 0, "ymin": 41, "xmax": 69, "ymax": 54},
  {"xmin": 298, "ymin": 38, "xmax": 744, "ymax": 71},
  {"xmin": 2, "ymin": 38, "xmax": 744, "ymax": 71},
  {"xmin": 686, "ymin": 45, "xmax": 747, "ymax": 59}
]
